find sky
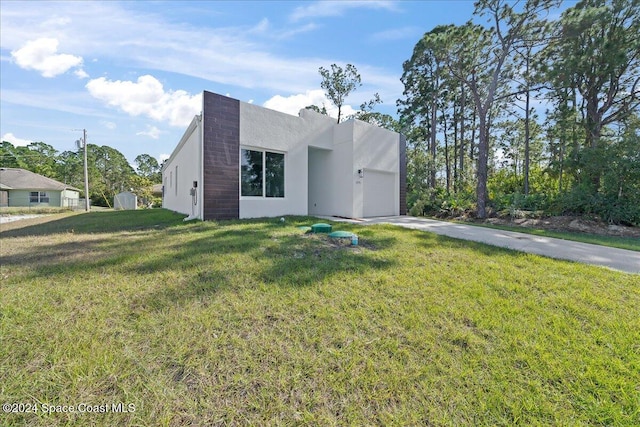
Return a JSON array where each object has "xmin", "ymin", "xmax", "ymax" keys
[{"xmin": 1, "ymin": 0, "xmax": 484, "ymax": 166}]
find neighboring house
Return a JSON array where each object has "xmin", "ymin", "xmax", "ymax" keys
[
  {"xmin": 0, "ymin": 168, "xmax": 80, "ymax": 208},
  {"xmin": 151, "ymin": 184, "xmax": 163, "ymax": 198},
  {"xmin": 162, "ymin": 91, "xmax": 406, "ymax": 220}
]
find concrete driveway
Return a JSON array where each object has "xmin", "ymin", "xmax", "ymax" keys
[{"xmin": 334, "ymin": 216, "xmax": 640, "ymax": 274}]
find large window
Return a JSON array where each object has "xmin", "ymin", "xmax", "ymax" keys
[
  {"xmin": 265, "ymin": 152, "xmax": 285, "ymax": 197},
  {"xmin": 241, "ymin": 149, "xmax": 285, "ymax": 198},
  {"xmin": 30, "ymin": 191, "xmax": 49, "ymax": 203}
]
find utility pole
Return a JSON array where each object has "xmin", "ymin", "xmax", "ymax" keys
[{"xmin": 75, "ymin": 129, "xmax": 90, "ymax": 212}]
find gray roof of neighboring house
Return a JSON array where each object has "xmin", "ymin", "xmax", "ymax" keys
[{"xmin": 0, "ymin": 168, "xmax": 80, "ymax": 191}]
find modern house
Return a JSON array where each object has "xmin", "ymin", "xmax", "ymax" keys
[
  {"xmin": 0, "ymin": 167, "xmax": 80, "ymax": 208},
  {"xmin": 162, "ymin": 91, "xmax": 406, "ymax": 220}
]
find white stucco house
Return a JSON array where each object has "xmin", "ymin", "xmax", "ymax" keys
[{"xmin": 162, "ymin": 91, "xmax": 406, "ymax": 220}]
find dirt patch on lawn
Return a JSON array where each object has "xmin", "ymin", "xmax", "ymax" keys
[
  {"xmin": 0, "ymin": 214, "xmax": 49, "ymax": 224},
  {"xmin": 476, "ymin": 216, "xmax": 640, "ymax": 238},
  {"xmin": 301, "ymin": 232, "xmax": 374, "ymax": 253}
]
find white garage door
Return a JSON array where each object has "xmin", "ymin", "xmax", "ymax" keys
[{"xmin": 363, "ymin": 170, "xmax": 396, "ymax": 217}]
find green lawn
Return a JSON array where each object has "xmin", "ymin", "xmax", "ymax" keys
[{"xmin": 1, "ymin": 210, "xmax": 639, "ymax": 426}]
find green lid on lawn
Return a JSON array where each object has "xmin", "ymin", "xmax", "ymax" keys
[
  {"xmin": 311, "ymin": 223, "xmax": 332, "ymax": 233},
  {"xmin": 328, "ymin": 231, "xmax": 354, "ymax": 238}
]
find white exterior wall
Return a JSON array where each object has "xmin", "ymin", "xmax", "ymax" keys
[
  {"xmin": 162, "ymin": 92, "xmax": 402, "ymax": 221},
  {"xmin": 328, "ymin": 121, "xmax": 356, "ymax": 217},
  {"xmin": 239, "ymin": 104, "xmax": 336, "ymax": 219},
  {"xmin": 352, "ymin": 119, "xmax": 400, "ymax": 217},
  {"xmin": 162, "ymin": 116, "xmax": 203, "ymax": 218},
  {"xmin": 307, "ymin": 147, "xmax": 332, "ymax": 216},
  {"xmin": 308, "ymin": 118, "xmax": 399, "ymax": 218}
]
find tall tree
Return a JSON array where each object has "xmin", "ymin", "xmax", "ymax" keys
[
  {"xmin": 399, "ymin": 26, "xmax": 451, "ymax": 191},
  {"xmin": 438, "ymin": 0, "xmax": 559, "ymax": 218},
  {"xmin": 601, "ymin": 115, "xmax": 640, "ymax": 224},
  {"xmin": 10, "ymin": 142, "xmax": 59, "ymax": 178},
  {"xmin": 1, "ymin": 141, "xmax": 65, "ymax": 180},
  {"xmin": 55, "ymin": 150, "xmax": 83, "ymax": 188},
  {"xmin": 542, "ymin": 0, "xmax": 640, "ymax": 189},
  {"xmin": 134, "ymin": 154, "xmax": 161, "ymax": 182},
  {"xmin": 319, "ymin": 63, "xmax": 361, "ymax": 123},
  {"xmin": 434, "ymin": 22, "xmax": 493, "ymax": 211},
  {"xmin": 88, "ymin": 145, "xmax": 135, "ymax": 206},
  {"xmin": 0, "ymin": 141, "xmax": 22, "ymax": 168},
  {"xmin": 351, "ymin": 93, "xmax": 401, "ymax": 131}
]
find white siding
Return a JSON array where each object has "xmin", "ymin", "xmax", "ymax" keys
[
  {"xmin": 163, "ymin": 92, "xmax": 402, "ymax": 221},
  {"xmin": 307, "ymin": 147, "xmax": 332, "ymax": 216},
  {"xmin": 308, "ymin": 119, "xmax": 399, "ymax": 218},
  {"xmin": 162, "ymin": 116, "xmax": 202, "ymax": 218},
  {"xmin": 239, "ymin": 104, "xmax": 336, "ymax": 219},
  {"xmin": 363, "ymin": 170, "xmax": 396, "ymax": 217},
  {"xmin": 352, "ymin": 120, "xmax": 399, "ymax": 217}
]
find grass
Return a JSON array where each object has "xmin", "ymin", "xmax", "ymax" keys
[
  {"xmin": 1, "ymin": 209, "xmax": 639, "ymax": 426},
  {"xmin": 449, "ymin": 219, "xmax": 640, "ymax": 252}
]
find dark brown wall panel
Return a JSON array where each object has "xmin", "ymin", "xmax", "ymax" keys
[
  {"xmin": 202, "ymin": 91, "xmax": 240, "ymax": 220},
  {"xmin": 399, "ymin": 134, "xmax": 407, "ymax": 216}
]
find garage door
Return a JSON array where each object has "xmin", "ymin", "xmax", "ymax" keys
[{"xmin": 363, "ymin": 170, "xmax": 395, "ymax": 217}]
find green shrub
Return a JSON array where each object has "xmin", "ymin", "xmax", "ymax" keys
[
  {"xmin": 553, "ymin": 184, "xmax": 640, "ymax": 226},
  {"xmin": 407, "ymin": 187, "xmax": 476, "ymax": 218},
  {"xmin": 491, "ymin": 192, "xmax": 554, "ymax": 213}
]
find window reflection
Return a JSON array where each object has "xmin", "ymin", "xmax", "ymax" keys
[{"xmin": 241, "ymin": 149, "xmax": 284, "ymax": 198}]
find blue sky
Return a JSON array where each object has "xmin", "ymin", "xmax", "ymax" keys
[{"xmin": 1, "ymin": 0, "xmax": 486, "ymax": 165}]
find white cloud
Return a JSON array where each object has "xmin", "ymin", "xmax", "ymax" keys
[
  {"xmin": 263, "ymin": 89, "xmax": 357, "ymax": 119},
  {"xmin": 250, "ymin": 18, "xmax": 318, "ymax": 39},
  {"xmin": 86, "ymin": 75, "xmax": 202, "ymax": 127},
  {"xmin": 100, "ymin": 121, "xmax": 117, "ymax": 130},
  {"xmin": 11, "ymin": 38, "xmax": 83, "ymax": 77},
  {"xmin": 276, "ymin": 22, "xmax": 319, "ymax": 39},
  {"xmin": 136, "ymin": 125, "xmax": 162, "ymax": 139},
  {"xmin": 158, "ymin": 153, "xmax": 170, "ymax": 163},
  {"xmin": 251, "ymin": 17, "xmax": 270, "ymax": 33},
  {"xmin": 0, "ymin": 2, "xmax": 402, "ymax": 102},
  {"xmin": 290, "ymin": 1, "xmax": 398, "ymax": 21},
  {"xmin": 2, "ymin": 132, "xmax": 33, "ymax": 147},
  {"xmin": 370, "ymin": 26, "xmax": 421, "ymax": 42},
  {"xmin": 1, "ymin": 88, "xmax": 109, "ymax": 118},
  {"xmin": 74, "ymin": 68, "xmax": 89, "ymax": 79}
]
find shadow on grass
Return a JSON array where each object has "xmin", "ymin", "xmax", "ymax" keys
[
  {"xmin": 0, "ymin": 209, "xmax": 189, "ymax": 237},
  {"xmin": 2, "ymin": 214, "xmax": 399, "ymax": 310}
]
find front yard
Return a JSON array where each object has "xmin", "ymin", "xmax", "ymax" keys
[{"xmin": 1, "ymin": 210, "xmax": 638, "ymax": 426}]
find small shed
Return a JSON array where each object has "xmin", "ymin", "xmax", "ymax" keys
[{"xmin": 114, "ymin": 191, "xmax": 137, "ymax": 210}]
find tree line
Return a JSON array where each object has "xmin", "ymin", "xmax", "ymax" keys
[
  {"xmin": 398, "ymin": 0, "xmax": 639, "ymax": 225},
  {"xmin": 0, "ymin": 141, "xmax": 162, "ymax": 207},
  {"xmin": 3, "ymin": 0, "xmax": 638, "ymax": 224}
]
